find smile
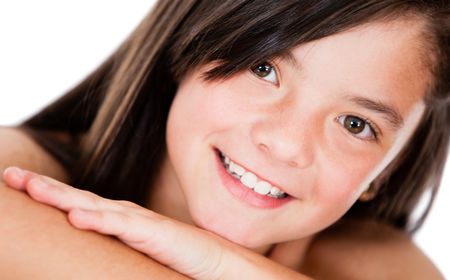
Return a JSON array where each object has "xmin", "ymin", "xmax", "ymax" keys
[{"xmin": 218, "ymin": 151, "xmax": 288, "ymax": 199}]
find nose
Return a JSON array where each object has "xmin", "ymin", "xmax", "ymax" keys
[{"xmin": 250, "ymin": 107, "xmax": 315, "ymax": 169}]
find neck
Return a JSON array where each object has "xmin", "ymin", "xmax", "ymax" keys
[
  {"xmin": 146, "ymin": 154, "xmax": 195, "ymax": 226},
  {"xmin": 266, "ymin": 236, "xmax": 315, "ymax": 269}
]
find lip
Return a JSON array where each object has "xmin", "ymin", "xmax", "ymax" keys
[{"xmin": 214, "ymin": 149, "xmax": 293, "ymax": 209}]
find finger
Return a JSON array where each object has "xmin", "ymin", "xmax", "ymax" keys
[
  {"xmin": 4, "ymin": 167, "xmax": 148, "ymax": 215},
  {"xmin": 68, "ymin": 208, "xmax": 185, "ymax": 257},
  {"xmin": 22, "ymin": 174, "xmax": 121, "ymax": 213},
  {"xmin": 3, "ymin": 167, "xmax": 69, "ymax": 192},
  {"xmin": 4, "ymin": 167, "xmax": 124, "ymax": 211},
  {"xmin": 3, "ymin": 167, "xmax": 145, "ymax": 211},
  {"xmin": 67, "ymin": 207, "xmax": 212, "ymax": 276},
  {"xmin": 68, "ymin": 208, "xmax": 156, "ymax": 247},
  {"xmin": 2, "ymin": 166, "xmax": 34, "ymax": 191},
  {"xmin": 68, "ymin": 209, "xmax": 173, "ymax": 268},
  {"xmin": 68, "ymin": 208, "xmax": 224, "ymax": 279}
]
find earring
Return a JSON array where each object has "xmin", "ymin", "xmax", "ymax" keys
[{"xmin": 359, "ymin": 183, "xmax": 377, "ymax": 201}]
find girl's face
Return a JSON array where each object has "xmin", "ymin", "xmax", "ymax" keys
[{"xmin": 162, "ymin": 19, "xmax": 430, "ymax": 249}]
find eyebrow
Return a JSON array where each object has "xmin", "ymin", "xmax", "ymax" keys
[
  {"xmin": 278, "ymin": 51, "xmax": 405, "ymax": 131},
  {"xmin": 345, "ymin": 95, "xmax": 404, "ymax": 130}
]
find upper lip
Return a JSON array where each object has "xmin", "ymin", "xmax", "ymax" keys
[{"xmin": 218, "ymin": 149, "xmax": 292, "ymax": 196}]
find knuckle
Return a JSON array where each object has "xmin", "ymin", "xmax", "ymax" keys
[
  {"xmin": 111, "ymin": 210, "xmax": 134, "ymax": 225},
  {"xmin": 116, "ymin": 200, "xmax": 139, "ymax": 208},
  {"xmin": 83, "ymin": 192, "xmax": 109, "ymax": 209},
  {"xmin": 114, "ymin": 212, "xmax": 135, "ymax": 237},
  {"xmin": 89, "ymin": 194, "xmax": 103, "ymax": 206},
  {"xmin": 79, "ymin": 188, "xmax": 96, "ymax": 197}
]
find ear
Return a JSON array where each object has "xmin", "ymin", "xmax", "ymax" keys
[
  {"xmin": 359, "ymin": 183, "xmax": 378, "ymax": 201},
  {"xmin": 358, "ymin": 162, "xmax": 395, "ymax": 202}
]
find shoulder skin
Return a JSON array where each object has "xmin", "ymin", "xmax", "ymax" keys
[
  {"xmin": 0, "ymin": 127, "xmax": 187, "ymax": 279},
  {"xmin": 300, "ymin": 219, "xmax": 444, "ymax": 280},
  {"xmin": 0, "ymin": 126, "xmax": 69, "ymax": 181}
]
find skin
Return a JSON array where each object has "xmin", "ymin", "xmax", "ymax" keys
[
  {"xmin": 0, "ymin": 128, "xmax": 442, "ymax": 278},
  {"xmin": 2, "ymin": 168, "xmax": 312, "ymax": 279},
  {"xmin": 0, "ymin": 127, "xmax": 187, "ymax": 279},
  {"xmin": 0, "ymin": 127, "xmax": 69, "ymax": 181},
  {"xmin": 301, "ymin": 219, "xmax": 444, "ymax": 279},
  {"xmin": 149, "ymin": 18, "xmax": 429, "ymax": 257},
  {"xmin": 0, "ymin": 17, "xmax": 443, "ymax": 279},
  {"xmin": 0, "ymin": 186, "xmax": 187, "ymax": 280}
]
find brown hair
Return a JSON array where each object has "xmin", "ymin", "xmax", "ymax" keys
[{"xmin": 21, "ymin": 0, "xmax": 449, "ymax": 233}]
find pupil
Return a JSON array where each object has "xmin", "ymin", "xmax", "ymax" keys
[
  {"xmin": 252, "ymin": 63, "xmax": 271, "ymax": 77},
  {"xmin": 345, "ymin": 116, "xmax": 364, "ymax": 133}
]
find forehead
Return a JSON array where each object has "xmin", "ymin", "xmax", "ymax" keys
[{"xmin": 287, "ymin": 18, "xmax": 431, "ymax": 116}]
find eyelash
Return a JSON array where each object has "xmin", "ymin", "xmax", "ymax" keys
[
  {"xmin": 335, "ymin": 115, "xmax": 380, "ymax": 142},
  {"xmin": 361, "ymin": 117, "xmax": 380, "ymax": 141},
  {"xmin": 249, "ymin": 60, "xmax": 280, "ymax": 86}
]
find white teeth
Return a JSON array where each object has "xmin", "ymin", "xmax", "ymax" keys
[
  {"xmin": 270, "ymin": 186, "xmax": 282, "ymax": 196},
  {"xmin": 254, "ymin": 181, "xmax": 272, "ymax": 195},
  {"xmin": 221, "ymin": 152, "xmax": 287, "ymax": 199},
  {"xmin": 229, "ymin": 162, "xmax": 245, "ymax": 176},
  {"xmin": 241, "ymin": 172, "xmax": 258, "ymax": 189}
]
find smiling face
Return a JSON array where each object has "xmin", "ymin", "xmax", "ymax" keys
[{"xmin": 152, "ymin": 18, "xmax": 431, "ymax": 250}]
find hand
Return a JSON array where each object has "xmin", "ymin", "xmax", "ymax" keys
[
  {"xmin": 2, "ymin": 167, "xmax": 231, "ymax": 279},
  {"xmin": 2, "ymin": 167, "xmax": 311, "ymax": 280}
]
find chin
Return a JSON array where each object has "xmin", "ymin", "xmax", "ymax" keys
[{"xmin": 191, "ymin": 211, "xmax": 272, "ymax": 249}]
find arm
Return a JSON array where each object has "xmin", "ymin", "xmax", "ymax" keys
[
  {"xmin": 0, "ymin": 186, "xmax": 187, "ymax": 279},
  {"xmin": 300, "ymin": 219, "xmax": 444, "ymax": 280},
  {"xmin": 0, "ymin": 127, "xmax": 187, "ymax": 279},
  {"xmin": 3, "ymin": 167, "xmax": 313, "ymax": 280}
]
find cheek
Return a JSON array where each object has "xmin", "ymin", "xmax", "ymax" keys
[
  {"xmin": 312, "ymin": 151, "xmax": 382, "ymax": 223},
  {"xmin": 167, "ymin": 75, "xmax": 256, "ymax": 143},
  {"xmin": 167, "ymin": 83, "xmax": 222, "ymax": 149},
  {"xmin": 165, "ymin": 74, "xmax": 249, "ymax": 176}
]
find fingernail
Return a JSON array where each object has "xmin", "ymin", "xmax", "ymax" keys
[{"xmin": 6, "ymin": 167, "xmax": 26, "ymax": 180}]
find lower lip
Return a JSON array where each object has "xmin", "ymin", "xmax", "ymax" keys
[{"xmin": 215, "ymin": 150, "xmax": 292, "ymax": 209}]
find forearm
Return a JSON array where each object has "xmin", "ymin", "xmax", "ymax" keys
[
  {"xmin": 0, "ymin": 184, "xmax": 188, "ymax": 279},
  {"xmin": 222, "ymin": 249, "xmax": 313, "ymax": 280}
]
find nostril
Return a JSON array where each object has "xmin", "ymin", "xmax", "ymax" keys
[
  {"xmin": 258, "ymin": 143, "xmax": 301, "ymax": 168},
  {"xmin": 258, "ymin": 143, "xmax": 269, "ymax": 153}
]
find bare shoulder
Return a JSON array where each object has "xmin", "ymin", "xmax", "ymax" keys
[
  {"xmin": 0, "ymin": 126, "xmax": 68, "ymax": 181},
  {"xmin": 301, "ymin": 219, "xmax": 444, "ymax": 280},
  {"xmin": 0, "ymin": 127, "xmax": 186, "ymax": 279},
  {"xmin": 0, "ymin": 181, "xmax": 186, "ymax": 279}
]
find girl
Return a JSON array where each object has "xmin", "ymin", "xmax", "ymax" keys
[{"xmin": 2, "ymin": 0, "xmax": 449, "ymax": 278}]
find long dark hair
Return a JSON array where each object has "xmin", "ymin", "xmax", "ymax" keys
[{"xmin": 21, "ymin": 0, "xmax": 450, "ymax": 233}]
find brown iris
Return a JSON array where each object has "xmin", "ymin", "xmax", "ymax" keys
[
  {"xmin": 251, "ymin": 62, "xmax": 273, "ymax": 78},
  {"xmin": 344, "ymin": 116, "xmax": 365, "ymax": 134}
]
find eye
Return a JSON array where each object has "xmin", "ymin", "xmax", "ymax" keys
[
  {"xmin": 250, "ymin": 61, "xmax": 279, "ymax": 85},
  {"xmin": 336, "ymin": 115, "xmax": 379, "ymax": 141}
]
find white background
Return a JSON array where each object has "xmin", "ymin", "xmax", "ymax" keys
[{"xmin": 0, "ymin": 1, "xmax": 448, "ymax": 277}]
